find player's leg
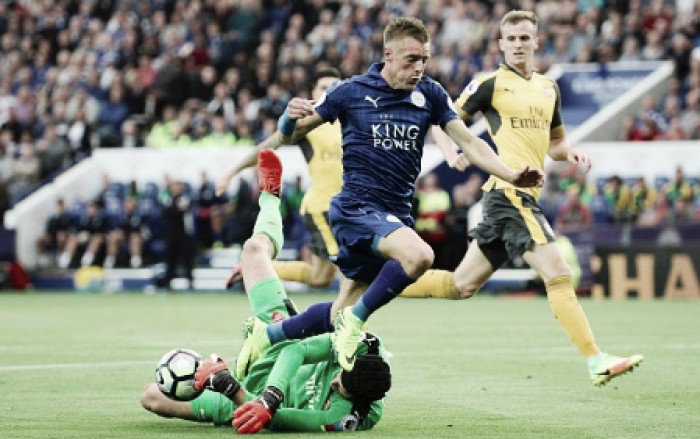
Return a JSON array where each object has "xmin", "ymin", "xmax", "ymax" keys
[
  {"xmin": 272, "ymin": 211, "xmax": 338, "ymax": 288},
  {"xmin": 334, "ymin": 226, "xmax": 432, "ymax": 370},
  {"xmin": 523, "ymin": 242, "xmax": 643, "ymax": 385},
  {"xmin": 129, "ymin": 231, "xmax": 143, "ymax": 268},
  {"xmin": 81, "ymin": 233, "xmax": 103, "ymax": 266},
  {"xmin": 330, "ymin": 276, "xmax": 368, "ymax": 314},
  {"xmin": 58, "ymin": 232, "xmax": 77, "ymax": 268},
  {"xmin": 400, "ymin": 268, "xmax": 461, "ymax": 299},
  {"xmin": 104, "ymin": 229, "xmax": 122, "ymax": 268}
]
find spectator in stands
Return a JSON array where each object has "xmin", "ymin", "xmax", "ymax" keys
[
  {"xmin": 121, "ymin": 119, "xmax": 144, "ymax": 148},
  {"xmin": 556, "ymin": 186, "xmax": 593, "ymax": 232},
  {"xmin": 604, "ymin": 175, "xmax": 632, "ymax": 223},
  {"xmin": 62, "ymin": 200, "xmax": 107, "ymax": 268},
  {"xmin": 226, "ymin": 178, "xmax": 259, "ymax": 246},
  {"xmin": 34, "ymin": 123, "xmax": 69, "ymax": 176},
  {"xmin": 630, "ymin": 177, "xmax": 655, "ymax": 221},
  {"xmin": 196, "ymin": 171, "xmax": 226, "ymax": 248},
  {"xmin": 664, "ymin": 166, "xmax": 694, "ymax": 204},
  {"xmin": 161, "ymin": 180, "xmax": 195, "ymax": 288},
  {"xmin": 442, "ymin": 176, "xmax": 481, "ymax": 271},
  {"xmin": 196, "ymin": 113, "xmax": 238, "ymax": 148},
  {"xmin": 680, "ymin": 88, "xmax": 700, "ymax": 138},
  {"xmin": 9, "ymin": 138, "xmax": 40, "ymax": 204},
  {"xmin": 105, "ymin": 196, "xmax": 145, "ymax": 269},
  {"xmin": 415, "ymin": 173, "xmax": 451, "ymax": 270},
  {"xmin": 38, "ymin": 198, "xmax": 73, "ymax": 261},
  {"xmin": 637, "ymin": 191, "xmax": 670, "ymax": 227},
  {"xmin": 98, "ymin": 85, "xmax": 130, "ymax": 147},
  {"xmin": 671, "ymin": 197, "xmax": 696, "ymax": 224}
]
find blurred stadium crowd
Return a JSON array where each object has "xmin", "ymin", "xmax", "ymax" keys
[{"xmin": 0, "ymin": 0, "xmax": 698, "ymax": 270}]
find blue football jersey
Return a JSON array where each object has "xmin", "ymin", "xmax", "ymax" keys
[{"xmin": 314, "ymin": 62, "xmax": 458, "ymax": 217}]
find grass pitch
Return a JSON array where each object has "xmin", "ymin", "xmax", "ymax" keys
[{"xmin": 1, "ymin": 292, "xmax": 699, "ymax": 438}]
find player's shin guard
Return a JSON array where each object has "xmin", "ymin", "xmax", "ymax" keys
[
  {"xmin": 271, "ymin": 261, "xmax": 312, "ymax": 284},
  {"xmin": 546, "ymin": 275, "xmax": 600, "ymax": 358},
  {"xmin": 253, "ymin": 191, "xmax": 284, "ymax": 258},
  {"xmin": 400, "ymin": 269, "xmax": 460, "ymax": 299}
]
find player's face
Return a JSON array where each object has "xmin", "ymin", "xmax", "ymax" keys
[
  {"xmin": 499, "ymin": 20, "xmax": 538, "ymax": 68},
  {"xmin": 331, "ymin": 373, "xmax": 352, "ymax": 398},
  {"xmin": 312, "ymin": 76, "xmax": 339, "ymax": 100},
  {"xmin": 384, "ymin": 37, "xmax": 430, "ymax": 90}
]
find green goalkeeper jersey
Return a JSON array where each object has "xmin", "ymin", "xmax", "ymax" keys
[{"xmin": 241, "ymin": 334, "xmax": 385, "ymax": 432}]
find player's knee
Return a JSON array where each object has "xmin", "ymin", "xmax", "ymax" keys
[
  {"xmin": 242, "ymin": 235, "xmax": 271, "ymax": 259},
  {"xmin": 402, "ymin": 245, "xmax": 433, "ymax": 277},
  {"xmin": 543, "ymin": 264, "xmax": 572, "ymax": 284}
]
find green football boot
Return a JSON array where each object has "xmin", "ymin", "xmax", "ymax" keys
[
  {"xmin": 234, "ymin": 317, "xmax": 271, "ymax": 380},
  {"xmin": 588, "ymin": 353, "xmax": 644, "ymax": 386},
  {"xmin": 332, "ymin": 307, "xmax": 364, "ymax": 371}
]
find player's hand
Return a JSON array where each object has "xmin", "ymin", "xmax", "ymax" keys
[
  {"xmin": 232, "ymin": 387, "xmax": 283, "ymax": 434},
  {"xmin": 232, "ymin": 401, "xmax": 272, "ymax": 434},
  {"xmin": 447, "ymin": 153, "xmax": 469, "ymax": 171},
  {"xmin": 194, "ymin": 355, "xmax": 229, "ymax": 391},
  {"xmin": 567, "ymin": 148, "xmax": 591, "ymax": 172},
  {"xmin": 286, "ymin": 97, "xmax": 315, "ymax": 120},
  {"xmin": 194, "ymin": 354, "xmax": 241, "ymax": 401},
  {"xmin": 512, "ymin": 166, "xmax": 545, "ymax": 188}
]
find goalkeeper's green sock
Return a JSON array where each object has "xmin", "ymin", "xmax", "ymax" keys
[{"xmin": 253, "ymin": 191, "xmax": 284, "ymax": 258}]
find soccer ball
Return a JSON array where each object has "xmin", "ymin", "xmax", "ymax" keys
[{"xmin": 155, "ymin": 348, "xmax": 203, "ymax": 401}]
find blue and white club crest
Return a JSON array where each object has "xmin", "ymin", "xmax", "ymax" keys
[{"xmin": 410, "ymin": 91, "xmax": 426, "ymax": 107}]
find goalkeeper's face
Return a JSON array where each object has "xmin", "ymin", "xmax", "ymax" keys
[
  {"xmin": 331, "ymin": 373, "xmax": 353, "ymax": 398},
  {"xmin": 499, "ymin": 20, "xmax": 538, "ymax": 69},
  {"xmin": 383, "ymin": 36, "xmax": 430, "ymax": 90}
]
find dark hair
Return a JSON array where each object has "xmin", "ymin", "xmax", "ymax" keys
[
  {"xmin": 383, "ymin": 17, "xmax": 429, "ymax": 45},
  {"xmin": 340, "ymin": 354, "xmax": 392, "ymax": 403},
  {"xmin": 312, "ymin": 67, "xmax": 341, "ymax": 88}
]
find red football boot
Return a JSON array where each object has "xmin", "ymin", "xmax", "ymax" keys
[{"xmin": 257, "ymin": 149, "xmax": 282, "ymax": 196}]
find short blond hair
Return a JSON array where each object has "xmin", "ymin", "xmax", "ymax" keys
[
  {"xmin": 383, "ymin": 17, "xmax": 429, "ymax": 45},
  {"xmin": 500, "ymin": 10, "xmax": 538, "ymax": 32}
]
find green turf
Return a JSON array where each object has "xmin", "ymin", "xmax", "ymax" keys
[{"xmin": 1, "ymin": 292, "xmax": 699, "ymax": 438}]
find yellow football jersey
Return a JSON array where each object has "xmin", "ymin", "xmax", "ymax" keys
[
  {"xmin": 454, "ymin": 64, "xmax": 564, "ymax": 200},
  {"xmin": 299, "ymin": 121, "xmax": 343, "ymax": 214}
]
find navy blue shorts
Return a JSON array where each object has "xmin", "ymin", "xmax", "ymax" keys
[{"xmin": 329, "ymin": 197, "xmax": 412, "ymax": 284}]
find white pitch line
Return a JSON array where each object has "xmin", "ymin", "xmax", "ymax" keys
[
  {"xmin": 0, "ymin": 360, "xmax": 153, "ymax": 372},
  {"xmin": 2, "ymin": 343, "xmax": 699, "ymax": 373}
]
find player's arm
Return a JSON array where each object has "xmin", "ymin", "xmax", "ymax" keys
[
  {"xmin": 431, "ymin": 125, "xmax": 469, "ymax": 171},
  {"xmin": 215, "ymin": 99, "xmax": 324, "ymax": 196},
  {"xmin": 267, "ymin": 396, "xmax": 355, "ymax": 432},
  {"xmin": 232, "ymin": 336, "xmax": 336, "ymax": 433},
  {"xmin": 444, "ymin": 119, "xmax": 544, "ymax": 187},
  {"xmin": 547, "ymin": 82, "xmax": 591, "ymax": 171}
]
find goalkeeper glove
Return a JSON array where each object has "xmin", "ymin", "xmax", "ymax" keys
[
  {"xmin": 194, "ymin": 354, "xmax": 241, "ymax": 401},
  {"xmin": 232, "ymin": 386, "xmax": 283, "ymax": 434}
]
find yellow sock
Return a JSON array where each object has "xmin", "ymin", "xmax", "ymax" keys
[
  {"xmin": 272, "ymin": 261, "xmax": 312, "ymax": 285},
  {"xmin": 546, "ymin": 275, "xmax": 601, "ymax": 357},
  {"xmin": 400, "ymin": 269, "xmax": 460, "ymax": 299}
]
